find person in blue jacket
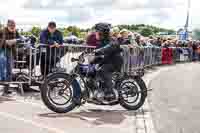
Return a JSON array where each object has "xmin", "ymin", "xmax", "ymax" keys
[{"xmin": 39, "ymin": 22, "xmax": 63, "ymax": 76}]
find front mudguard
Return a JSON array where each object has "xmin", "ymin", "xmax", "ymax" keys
[{"xmin": 46, "ymin": 73, "xmax": 82, "ymax": 101}]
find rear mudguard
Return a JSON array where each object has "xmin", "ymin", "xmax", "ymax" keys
[{"xmin": 121, "ymin": 75, "xmax": 148, "ymax": 97}]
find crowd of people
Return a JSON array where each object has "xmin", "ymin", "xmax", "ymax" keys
[
  {"xmin": 86, "ymin": 26, "xmax": 199, "ymax": 49},
  {"xmin": 86, "ymin": 25, "xmax": 200, "ymax": 62}
]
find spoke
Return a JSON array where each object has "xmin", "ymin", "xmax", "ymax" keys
[
  {"xmin": 63, "ymin": 92, "xmax": 70, "ymax": 97},
  {"xmin": 61, "ymin": 93, "xmax": 70, "ymax": 100},
  {"xmin": 60, "ymin": 95, "xmax": 69, "ymax": 100}
]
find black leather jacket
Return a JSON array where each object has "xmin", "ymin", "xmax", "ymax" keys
[{"xmin": 93, "ymin": 42, "xmax": 123, "ymax": 72}]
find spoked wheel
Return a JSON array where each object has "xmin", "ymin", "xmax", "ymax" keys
[
  {"xmin": 119, "ymin": 76, "xmax": 147, "ymax": 110},
  {"xmin": 47, "ymin": 79, "xmax": 72, "ymax": 106},
  {"xmin": 41, "ymin": 73, "xmax": 79, "ymax": 113}
]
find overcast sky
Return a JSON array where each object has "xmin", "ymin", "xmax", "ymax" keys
[{"xmin": 0, "ymin": 0, "xmax": 198, "ymax": 30}]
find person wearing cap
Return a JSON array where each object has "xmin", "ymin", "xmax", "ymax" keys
[
  {"xmin": 39, "ymin": 21, "xmax": 63, "ymax": 76},
  {"xmin": 0, "ymin": 20, "xmax": 21, "ymax": 50},
  {"xmin": 89, "ymin": 22, "xmax": 123, "ymax": 101},
  {"xmin": 120, "ymin": 29, "xmax": 129, "ymax": 37},
  {"xmin": 118, "ymin": 29, "xmax": 131, "ymax": 45},
  {"xmin": 0, "ymin": 19, "xmax": 21, "ymax": 95},
  {"xmin": 111, "ymin": 27, "xmax": 120, "ymax": 41}
]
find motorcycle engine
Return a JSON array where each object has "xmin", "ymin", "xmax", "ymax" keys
[{"xmin": 94, "ymin": 89, "xmax": 105, "ymax": 101}]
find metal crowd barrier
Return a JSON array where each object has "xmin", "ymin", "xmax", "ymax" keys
[
  {"xmin": 0, "ymin": 43, "xmax": 195, "ymax": 93},
  {"xmin": 171, "ymin": 47, "xmax": 193, "ymax": 62},
  {"xmin": 0, "ymin": 43, "xmax": 33, "ymax": 84},
  {"xmin": 35, "ymin": 44, "xmax": 96, "ymax": 78}
]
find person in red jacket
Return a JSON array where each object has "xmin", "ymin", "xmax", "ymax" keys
[{"xmin": 86, "ymin": 32, "xmax": 100, "ymax": 47}]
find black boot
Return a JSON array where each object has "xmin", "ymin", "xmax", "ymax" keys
[{"xmin": 104, "ymin": 89, "xmax": 115, "ymax": 101}]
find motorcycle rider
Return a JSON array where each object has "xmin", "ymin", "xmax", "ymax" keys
[{"xmin": 91, "ymin": 23, "xmax": 123, "ymax": 101}]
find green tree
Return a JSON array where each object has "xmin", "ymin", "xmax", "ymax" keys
[
  {"xmin": 19, "ymin": 24, "xmax": 176, "ymax": 39},
  {"xmin": 140, "ymin": 27, "xmax": 154, "ymax": 37},
  {"xmin": 66, "ymin": 26, "xmax": 81, "ymax": 37},
  {"xmin": 63, "ymin": 28, "xmax": 70, "ymax": 37},
  {"xmin": 130, "ymin": 24, "xmax": 139, "ymax": 31},
  {"xmin": 79, "ymin": 32, "xmax": 87, "ymax": 39},
  {"xmin": 21, "ymin": 31, "xmax": 32, "ymax": 36},
  {"xmin": 31, "ymin": 26, "xmax": 41, "ymax": 37}
]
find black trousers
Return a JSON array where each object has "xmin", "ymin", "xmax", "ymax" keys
[
  {"xmin": 40, "ymin": 53, "xmax": 59, "ymax": 76},
  {"xmin": 98, "ymin": 64, "xmax": 114, "ymax": 92},
  {"xmin": 98, "ymin": 61, "xmax": 123, "ymax": 93},
  {"xmin": 40, "ymin": 47, "xmax": 66, "ymax": 77}
]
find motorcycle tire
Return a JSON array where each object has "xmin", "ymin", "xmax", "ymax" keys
[
  {"xmin": 41, "ymin": 73, "xmax": 78, "ymax": 113},
  {"xmin": 119, "ymin": 76, "xmax": 147, "ymax": 110}
]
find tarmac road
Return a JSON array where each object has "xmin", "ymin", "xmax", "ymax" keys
[{"xmin": 149, "ymin": 63, "xmax": 200, "ymax": 133}]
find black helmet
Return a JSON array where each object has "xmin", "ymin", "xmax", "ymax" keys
[{"xmin": 94, "ymin": 23, "xmax": 111, "ymax": 33}]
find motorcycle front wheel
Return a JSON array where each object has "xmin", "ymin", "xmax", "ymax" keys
[
  {"xmin": 119, "ymin": 76, "xmax": 147, "ymax": 110},
  {"xmin": 41, "ymin": 73, "xmax": 79, "ymax": 113}
]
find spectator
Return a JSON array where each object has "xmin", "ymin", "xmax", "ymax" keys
[
  {"xmin": 0, "ymin": 19, "xmax": 21, "ymax": 95},
  {"xmin": 111, "ymin": 27, "xmax": 120, "ymax": 42},
  {"xmin": 135, "ymin": 34, "xmax": 141, "ymax": 45},
  {"xmin": 156, "ymin": 37, "xmax": 162, "ymax": 47},
  {"xmin": 86, "ymin": 31, "xmax": 100, "ymax": 47},
  {"xmin": 176, "ymin": 40, "xmax": 181, "ymax": 47},
  {"xmin": 111, "ymin": 27, "xmax": 120, "ymax": 37},
  {"xmin": 148, "ymin": 39, "xmax": 154, "ymax": 46},
  {"xmin": 39, "ymin": 21, "xmax": 63, "ymax": 77},
  {"xmin": 119, "ymin": 29, "xmax": 131, "ymax": 45},
  {"xmin": 162, "ymin": 40, "xmax": 170, "ymax": 48},
  {"xmin": 128, "ymin": 31, "xmax": 136, "ymax": 45},
  {"xmin": 139, "ymin": 37, "xmax": 147, "ymax": 46}
]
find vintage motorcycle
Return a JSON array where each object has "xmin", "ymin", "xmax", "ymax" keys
[{"xmin": 41, "ymin": 51, "xmax": 148, "ymax": 113}]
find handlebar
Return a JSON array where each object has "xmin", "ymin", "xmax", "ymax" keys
[
  {"xmin": 71, "ymin": 58, "xmax": 79, "ymax": 62},
  {"xmin": 71, "ymin": 52, "xmax": 104, "ymax": 63},
  {"xmin": 71, "ymin": 51, "xmax": 94, "ymax": 63}
]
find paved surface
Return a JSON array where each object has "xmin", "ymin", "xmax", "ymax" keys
[
  {"xmin": 149, "ymin": 62, "xmax": 200, "ymax": 133},
  {"xmin": 0, "ymin": 67, "xmax": 161, "ymax": 133}
]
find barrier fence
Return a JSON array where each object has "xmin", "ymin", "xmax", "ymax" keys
[{"xmin": 0, "ymin": 43, "xmax": 196, "ymax": 89}]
